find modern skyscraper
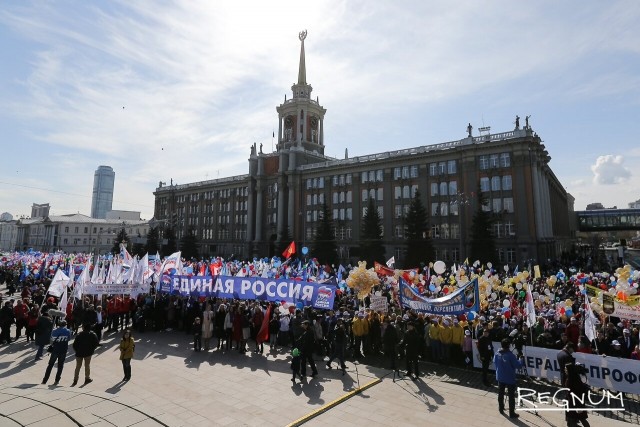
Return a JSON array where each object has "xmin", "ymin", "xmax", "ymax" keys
[{"xmin": 91, "ymin": 165, "xmax": 115, "ymax": 219}]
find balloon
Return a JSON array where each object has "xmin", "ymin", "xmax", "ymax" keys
[
  {"xmin": 565, "ymin": 299, "xmax": 572, "ymax": 306},
  {"xmin": 519, "ymin": 290, "xmax": 526, "ymax": 298},
  {"xmin": 467, "ymin": 312, "xmax": 476, "ymax": 321},
  {"xmin": 429, "ymin": 284, "xmax": 436, "ymax": 292},
  {"xmin": 301, "ymin": 246, "xmax": 309, "ymax": 255},
  {"xmin": 516, "ymin": 283, "xmax": 523, "ymax": 290},
  {"xmin": 565, "ymin": 309, "xmax": 573, "ymax": 316},
  {"xmin": 295, "ymin": 302, "xmax": 304, "ymax": 310},
  {"xmin": 434, "ymin": 261, "xmax": 446, "ymax": 275},
  {"xmin": 504, "ymin": 265, "xmax": 509, "ymax": 272},
  {"xmin": 504, "ymin": 310, "xmax": 511, "ymax": 319},
  {"xmin": 490, "ymin": 292, "xmax": 497, "ymax": 300},
  {"xmin": 487, "ymin": 262, "xmax": 493, "ymax": 269},
  {"xmin": 502, "ymin": 306, "xmax": 509, "ymax": 313},
  {"xmin": 503, "ymin": 299, "xmax": 510, "ymax": 308}
]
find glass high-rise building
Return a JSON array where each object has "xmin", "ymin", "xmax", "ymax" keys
[{"xmin": 91, "ymin": 166, "xmax": 115, "ymax": 219}]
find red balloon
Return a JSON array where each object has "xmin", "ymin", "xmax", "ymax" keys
[
  {"xmin": 504, "ymin": 310, "xmax": 511, "ymax": 319},
  {"xmin": 587, "ymin": 280, "xmax": 592, "ymax": 285},
  {"xmin": 600, "ymin": 284, "xmax": 608, "ymax": 290}
]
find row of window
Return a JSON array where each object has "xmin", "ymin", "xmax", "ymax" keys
[
  {"xmin": 428, "ymin": 161, "xmax": 457, "ymax": 176},
  {"xmin": 479, "ymin": 153, "xmax": 511, "ymax": 170},
  {"xmin": 63, "ymin": 226, "xmax": 144, "ymax": 235},
  {"xmin": 62, "ymin": 238, "xmax": 113, "ymax": 245},
  {"xmin": 480, "ymin": 175, "xmax": 512, "ymax": 192},
  {"xmin": 481, "ymin": 198, "xmax": 515, "ymax": 214},
  {"xmin": 332, "ymin": 174, "xmax": 353, "ymax": 186}
]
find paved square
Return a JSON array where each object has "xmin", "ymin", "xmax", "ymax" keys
[{"xmin": 0, "ymin": 329, "xmax": 636, "ymax": 426}]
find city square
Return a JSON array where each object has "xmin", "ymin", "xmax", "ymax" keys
[{"xmin": 0, "ymin": 323, "xmax": 636, "ymax": 427}]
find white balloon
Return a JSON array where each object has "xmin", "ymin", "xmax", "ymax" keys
[
  {"xmin": 504, "ymin": 265, "xmax": 509, "ymax": 272},
  {"xmin": 434, "ymin": 260, "xmax": 446, "ymax": 275},
  {"xmin": 503, "ymin": 299, "xmax": 510, "ymax": 308},
  {"xmin": 516, "ymin": 283, "xmax": 523, "ymax": 290},
  {"xmin": 487, "ymin": 262, "xmax": 493, "ymax": 269}
]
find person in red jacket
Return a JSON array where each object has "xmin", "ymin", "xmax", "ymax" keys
[
  {"xmin": 13, "ymin": 299, "xmax": 29, "ymax": 341},
  {"xmin": 565, "ymin": 317, "xmax": 580, "ymax": 347}
]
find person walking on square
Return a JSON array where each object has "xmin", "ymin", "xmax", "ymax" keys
[
  {"xmin": 290, "ymin": 348, "xmax": 302, "ymax": 382},
  {"xmin": 383, "ymin": 317, "xmax": 399, "ymax": 374},
  {"xmin": 494, "ymin": 338, "xmax": 524, "ymax": 419},
  {"xmin": 326, "ymin": 318, "xmax": 347, "ymax": 375},
  {"xmin": 119, "ymin": 329, "xmax": 135, "ymax": 381},
  {"xmin": 201, "ymin": 304, "xmax": 214, "ymax": 351},
  {"xmin": 296, "ymin": 320, "xmax": 318, "ymax": 378},
  {"xmin": 192, "ymin": 317, "xmax": 202, "ymax": 351},
  {"xmin": 477, "ymin": 328, "xmax": 494, "ymax": 386},
  {"xmin": 71, "ymin": 323, "xmax": 99, "ymax": 386},
  {"xmin": 35, "ymin": 311, "xmax": 53, "ymax": 360},
  {"xmin": 400, "ymin": 322, "xmax": 421, "ymax": 380},
  {"xmin": 42, "ymin": 320, "xmax": 71, "ymax": 385}
]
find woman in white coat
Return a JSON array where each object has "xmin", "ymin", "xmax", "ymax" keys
[{"xmin": 201, "ymin": 303, "xmax": 214, "ymax": 351}]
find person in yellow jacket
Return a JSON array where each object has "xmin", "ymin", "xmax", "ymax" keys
[
  {"xmin": 429, "ymin": 318, "xmax": 441, "ymax": 362},
  {"xmin": 451, "ymin": 319, "xmax": 465, "ymax": 365},
  {"xmin": 439, "ymin": 319, "xmax": 453, "ymax": 364},
  {"xmin": 351, "ymin": 312, "xmax": 369, "ymax": 358},
  {"xmin": 119, "ymin": 329, "xmax": 135, "ymax": 381}
]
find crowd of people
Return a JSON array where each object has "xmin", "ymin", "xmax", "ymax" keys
[{"xmin": 1, "ymin": 251, "xmax": 639, "ymax": 424}]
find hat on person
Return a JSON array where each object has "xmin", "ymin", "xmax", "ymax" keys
[
  {"xmin": 464, "ymin": 330, "xmax": 471, "ymax": 336},
  {"xmin": 623, "ymin": 329, "xmax": 630, "ymax": 334},
  {"xmin": 358, "ymin": 312, "xmax": 366, "ymax": 318},
  {"xmin": 343, "ymin": 311, "xmax": 350, "ymax": 317},
  {"xmin": 479, "ymin": 316, "xmax": 486, "ymax": 322},
  {"xmin": 59, "ymin": 320, "xmax": 67, "ymax": 327},
  {"xmin": 301, "ymin": 320, "xmax": 310, "ymax": 325},
  {"xmin": 611, "ymin": 340, "xmax": 621, "ymax": 346}
]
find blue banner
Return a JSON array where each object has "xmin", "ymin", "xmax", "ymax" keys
[
  {"xmin": 399, "ymin": 277, "xmax": 479, "ymax": 315},
  {"xmin": 158, "ymin": 275, "xmax": 336, "ymax": 310}
]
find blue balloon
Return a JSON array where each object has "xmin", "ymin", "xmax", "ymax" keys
[
  {"xmin": 467, "ymin": 312, "xmax": 476, "ymax": 321},
  {"xmin": 501, "ymin": 306, "xmax": 509, "ymax": 313},
  {"xmin": 295, "ymin": 302, "xmax": 304, "ymax": 310},
  {"xmin": 302, "ymin": 246, "xmax": 309, "ymax": 255},
  {"xmin": 429, "ymin": 284, "xmax": 436, "ymax": 292},
  {"xmin": 581, "ymin": 289, "xmax": 587, "ymax": 294},
  {"xmin": 565, "ymin": 309, "xmax": 573, "ymax": 316}
]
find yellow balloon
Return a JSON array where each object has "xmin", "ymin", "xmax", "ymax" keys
[
  {"xmin": 523, "ymin": 271, "xmax": 530, "ymax": 279},
  {"xmin": 565, "ymin": 299, "xmax": 572, "ymax": 306},
  {"xmin": 544, "ymin": 296, "xmax": 550, "ymax": 303}
]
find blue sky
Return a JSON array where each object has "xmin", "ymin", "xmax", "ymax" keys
[{"xmin": 1, "ymin": 1, "xmax": 639, "ymax": 220}]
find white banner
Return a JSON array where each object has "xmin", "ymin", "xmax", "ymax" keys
[
  {"xmin": 472, "ymin": 340, "xmax": 640, "ymax": 394},
  {"xmin": 613, "ymin": 302, "xmax": 640, "ymax": 321},
  {"xmin": 370, "ymin": 295, "xmax": 388, "ymax": 313},
  {"xmin": 82, "ymin": 282, "xmax": 149, "ymax": 295}
]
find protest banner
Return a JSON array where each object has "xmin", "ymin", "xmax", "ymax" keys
[
  {"xmin": 370, "ymin": 295, "xmax": 388, "ymax": 313},
  {"xmin": 399, "ymin": 277, "xmax": 479, "ymax": 315},
  {"xmin": 157, "ymin": 275, "xmax": 336, "ymax": 310},
  {"xmin": 472, "ymin": 339, "xmax": 639, "ymax": 394},
  {"xmin": 83, "ymin": 282, "xmax": 150, "ymax": 295}
]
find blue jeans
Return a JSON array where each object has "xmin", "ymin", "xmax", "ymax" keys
[{"xmin": 36, "ymin": 344, "xmax": 45, "ymax": 359}]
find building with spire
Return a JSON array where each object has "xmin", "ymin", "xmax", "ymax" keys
[{"xmin": 153, "ymin": 31, "xmax": 575, "ymax": 266}]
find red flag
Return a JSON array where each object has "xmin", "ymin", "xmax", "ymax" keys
[
  {"xmin": 374, "ymin": 261, "xmax": 394, "ymax": 276},
  {"xmin": 282, "ymin": 241, "xmax": 296, "ymax": 259},
  {"xmin": 256, "ymin": 304, "xmax": 272, "ymax": 344}
]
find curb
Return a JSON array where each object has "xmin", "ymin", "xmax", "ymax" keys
[{"xmin": 285, "ymin": 378, "xmax": 382, "ymax": 427}]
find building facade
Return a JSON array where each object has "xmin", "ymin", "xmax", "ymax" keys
[
  {"xmin": 31, "ymin": 203, "xmax": 50, "ymax": 218},
  {"xmin": 14, "ymin": 214, "xmax": 148, "ymax": 254},
  {"xmin": 153, "ymin": 32, "xmax": 575, "ymax": 266},
  {"xmin": 91, "ymin": 165, "xmax": 115, "ymax": 219},
  {"xmin": 0, "ymin": 220, "xmax": 18, "ymax": 251}
]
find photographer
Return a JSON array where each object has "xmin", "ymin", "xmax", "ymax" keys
[
  {"xmin": 564, "ymin": 363, "xmax": 590, "ymax": 427},
  {"xmin": 494, "ymin": 338, "xmax": 524, "ymax": 419},
  {"xmin": 509, "ymin": 328, "xmax": 527, "ymax": 358}
]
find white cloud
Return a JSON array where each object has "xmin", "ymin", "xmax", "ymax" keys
[{"xmin": 591, "ymin": 155, "xmax": 631, "ymax": 185}]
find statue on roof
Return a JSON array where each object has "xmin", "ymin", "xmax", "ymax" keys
[
  {"xmin": 515, "ymin": 115, "xmax": 520, "ymax": 129},
  {"xmin": 299, "ymin": 30, "xmax": 307, "ymax": 41},
  {"xmin": 525, "ymin": 115, "xmax": 531, "ymax": 129},
  {"xmin": 467, "ymin": 123, "xmax": 473, "ymax": 137}
]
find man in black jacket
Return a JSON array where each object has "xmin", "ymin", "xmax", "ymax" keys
[
  {"xmin": 296, "ymin": 320, "xmax": 318, "ymax": 378},
  {"xmin": 325, "ymin": 319, "xmax": 347, "ymax": 374},
  {"xmin": 71, "ymin": 323, "xmax": 100, "ymax": 386},
  {"xmin": 556, "ymin": 342, "xmax": 575, "ymax": 386},
  {"xmin": 383, "ymin": 317, "xmax": 399, "ymax": 373},
  {"xmin": 0, "ymin": 301, "xmax": 15, "ymax": 345},
  {"xmin": 477, "ymin": 328, "xmax": 494, "ymax": 386},
  {"xmin": 400, "ymin": 322, "xmax": 421, "ymax": 380}
]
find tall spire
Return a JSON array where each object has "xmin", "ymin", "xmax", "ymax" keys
[{"xmin": 297, "ymin": 30, "xmax": 307, "ymax": 85}]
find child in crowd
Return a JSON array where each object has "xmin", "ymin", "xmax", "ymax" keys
[
  {"xmin": 290, "ymin": 348, "xmax": 301, "ymax": 382},
  {"xmin": 462, "ymin": 329, "xmax": 473, "ymax": 368}
]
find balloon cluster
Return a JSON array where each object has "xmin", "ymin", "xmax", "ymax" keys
[{"xmin": 346, "ymin": 261, "xmax": 380, "ymax": 298}]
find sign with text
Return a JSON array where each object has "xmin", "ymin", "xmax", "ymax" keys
[{"xmin": 158, "ymin": 275, "xmax": 336, "ymax": 309}]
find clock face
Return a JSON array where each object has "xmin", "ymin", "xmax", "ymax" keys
[
  {"xmin": 310, "ymin": 117, "xmax": 318, "ymax": 129},
  {"xmin": 285, "ymin": 117, "xmax": 293, "ymax": 127}
]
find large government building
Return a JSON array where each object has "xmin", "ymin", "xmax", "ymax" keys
[{"xmin": 153, "ymin": 32, "xmax": 575, "ymax": 267}]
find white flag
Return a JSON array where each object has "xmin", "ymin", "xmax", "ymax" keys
[
  {"xmin": 525, "ymin": 286, "xmax": 537, "ymax": 327},
  {"xmin": 584, "ymin": 302, "xmax": 598, "ymax": 343},
  {"xmin": 386, "ymin": 256, "xmax": 395, "ymax": 268},
  {"xmin": 47, "ymin": 268, "xmax": 71, "ymax": 298},
  {"xmin": 74, "ymin": 261, "xmax": 90, "ymax": 300},
  {"xmin": 159, "ymin": 251, "xmax": 182, "ymax": 276},
  {"xmin": 59, "ymin": 288, "xmax": 69, "ymax": 313}
]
